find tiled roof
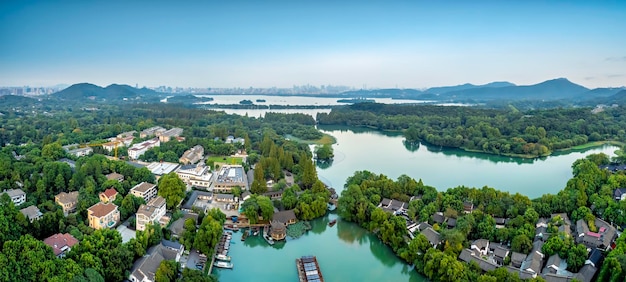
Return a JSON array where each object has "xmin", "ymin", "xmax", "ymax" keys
[
  {"xmin": 55, "ymin": 191, "xmax": 79, "ymax": 204},
  {"xmin": 88, "ymin": 202, "xmax": 118, "ymax": 217},
  {"xmin": 131, "ymin": 182, "xmax": 156, "ymax": 193},
  {"xmin": 43, "ymin": 233, "xmax": 78, "ymax": 256},
  {"xmin": 102, "ymin": 188, "xmax": 118, "ymax": 198}
]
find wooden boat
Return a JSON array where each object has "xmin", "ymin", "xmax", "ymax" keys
[
  {"xmin": 328, "ymin": 219, "xmax": 337, "ymax": 227},
  {"xmin": 241, "ymin": 230, "xmax": 249, "ymax": 241}
]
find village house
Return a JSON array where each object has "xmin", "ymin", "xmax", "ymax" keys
[
  {"xmin": 130, "ymin": 182, "xmax": 158, "ymax": 203},
  {"xmin": 421, "ymin": 227, "xmax": 442, "ymax": 247},
  {"xmin": 87, "ymin": 202, "xmax": 120, "ymax": 230},
  {"xmin": 614, "ymin": 188, "xmax": 626, "ymax": 201},
  {"xmin": 106, "ymin": 172, "xmax": 124, "ymax": 182},
  {"xmin": 99, "ymin": 188, "xmax": 119, "ymax": 203},
  {"xmin": 446, "ymin": 218, "xmax": 457, "ymax": 229},
  {"xmin": 378, "ymin": 198, "xmax": 409, "ymax": 214},
  {"xmin": 179, "ymin": 145, "xmax": 204, "ymax": 164},
  {"xmin": 20, "ymin": 205, "xmax": 42, "ymax": 222},
  {"xmin": 431, "ymin": 212, "xmax": 445, "ymax": 225},
  {"xmin": 140, "ymin": 126, "xmax": 166, "ymax": 138},
  {"xmin": 157, "ymin": 127, "xmax": 183, "ymax": 142},
  {"xmin": 55, "ymin": 191, "xmax": 79, "ymax": 215},
  {"xmin": 135, "ymin": 196, "xmax": 168, "ymax": 231},
  {"xmin": 491, "ymin": 244, "xmax": 510, "ymax": 266},
  {"xmin": 214, "ymin": 193, "xmax": 235, "ymax": 203},
  {"xmin": 212, "ymin": 165, "xmax": 248, "ymax": 192},
  {"xmin": 471, "ymin": 239, "xmax": 490, "ymax": 256},
  {"xmin": 181, "ymin": 190, "xmax": 213, "ymax": 212},
  {"xmin": 263, "ymin": 190, "xmax": 283, "ymax": 200},
  {"xmin": 577, "ymin": 218, "xmax": 617, "ymax": 251},
  {"xmin": 128, "ymin": 138, "xmax": 160, "ymax": 160},
  {"xmin": 225, "ymin": 135, "xmax": 245, "ymax": 144},
  {"xmin": 463, "ymin": 201, "xmax": 474, "ymax": 213},
  {"xmin": 459, "ymin": 248, "xmax": 499, "ymax": 272},
  {"xmin": 129, "ymin": 240, "xmax": 184, "ymax": 282},
  {"xmin": 511, "ymin": 252, "xmax": 527, "ymax": 268},
  {"xmin": 43, "ymin": 233, "xmax": 79, "ymax": 258},
  {"xmin": 273, "ymin": 209, "xmax": 297, "ymax": 226},
  {"xmin": 175, "ymin": 163, "xmax": 212, "ymax": 189},
  {"xmin": 2, "ymin": 188, "xmax": 26, "ymax": 205},
  {"xmin": 241, "ymin": 191, "xmax": 251, "ymax": 202}
]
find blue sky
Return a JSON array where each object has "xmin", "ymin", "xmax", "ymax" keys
[{"xmin": 1, "ymin": 1, "xmax": 625, "ymax": 88}]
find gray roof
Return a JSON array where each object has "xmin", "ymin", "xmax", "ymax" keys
[
  {"xmin": 472, "ymin": 239, "xmax": 489, "ymax": 251},
  {"xmin": 542, "ymin": 273, "xmax": 574, "ymax": 282},
  {"xmin": 446, "ymin": 218, "xmax": 457, "ymax": 228},
  {"xmin": 511, "ymin": 252, "xmax": 527, "ymax": 267},
  {"xmin": 458, "ymin": 249, "xmax": 499, "ymax": 272},
  {"xmin": 614, "ymin": 188, "xmax": 626, "ymax": 199},
  {"xmin": 130, "ymin": 243, "xmax": 181, "ymax": 282},
  {"xmin": 3, "ymin": 188, "xmax": 25, "ymax": 198},
  {"xmin": 543, "ymin": 254, "xmax": 562, "ymax": 274},
  {"xmin": 168, "ymin": 213, "xmax": 198, "ymax": 237},
  {"xmin": 574, "ymin": 264, "xmax": 597, "ymax": 282},
  {"xmin": 421, "ymin": 227, "xmax": 441, "ymax": 246},
  {"xmin": 216, "ymin": 193, "xmax": 234, "ymax": 200},
  {"xmin": 20, "ymin": 205, "xmax": 41, "ymax": 219},
  {"xmin": 181, "ymin": 190, "xmax": 213, "ymax": 210},
  {"xmin": 431, "ymin": 212, "xmax": 445, "ymax": 224},
  {"xmin": 494, "ymin": 246, "xmax": 510, "ymax": 259},
  {"xmin": 417, "ymin": 222, "xmax": 432, "ymax": 232},
  {"xmin": 273, "ymin": 210, "xmax": 296, "ymax": 224}
]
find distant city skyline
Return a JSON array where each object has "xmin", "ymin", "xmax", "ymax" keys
[{"xmin": 1, "ymin": 1, "xmax": 625, "ymax": 89}]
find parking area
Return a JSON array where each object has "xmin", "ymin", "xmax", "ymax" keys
[
  {"xmin": 183, "ymin": 249, "xmax": 208, "ymax": 271},
  {"xmin": 205, "ymin": 200, "xmax": 239, "ymax": 217},
  {"xmin": 116, "ymin": 224, "xmax": 136, "ymax": 243}
]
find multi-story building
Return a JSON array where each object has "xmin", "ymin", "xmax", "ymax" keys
[
  {"xmin": 2, "ymin": 188, "xmax": 26, "ymax": 205},
  {"xmin": 43, "ymin": 233, "xmax": 79, "ymax": 258},
  {"xmin": 140, "ymin": 126, "xmax": 166, "ymax": 138},
  {"xmin": 128, "ymin": 138, "xmax": 160, "ymax": 159},
  {"xmin": 179, "ymin": 145, "xmax": 204, "ymax": 164},
  {"xmin": 135, "ymin": 196, "xmax": 168, "ymax": 231},
  {"xmin": 99, "ymin": 188, "xmax": 119, "ymax": 203},
  {"xmin": 55, "ymin": 191, "xmax": 79, "ymax": 215},
  {"xmin": 157, "ymin": 127, "xmax": 183, "ymax": 142},
  {"xmin": 128, "ymin": 240, "xmax": 184, "ymax": 282},
  {"xmin": 130, "ymin": 182, "xmax": 158, "ymax": 203},
  {"xmin": 87, "ymin": 202, "xmax": 120, "ymax": 230},
  {"xmin": 176, "ymin": 163, "xmax": 212, "ymax": 189},
  {"xmin": 211, "ymin": 165, "xmax": 248, "ymax": 192},
  {"xmin": 20, "ymin": 205, "xmax": 43, "ymax": 222}
]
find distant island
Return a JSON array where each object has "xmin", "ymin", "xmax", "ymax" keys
[
  {"xmin": 256, "ymin": 99, "xmax": 266, "ymax": 103},
  {"xmin": 239, "ymin": 99, "xmax": 254, "ymax": 105},
  {"xmin": 167, "ymin": 94, "xmax": 213, "ymax": 104},
  {"xmin": 337, "ymin": 97, "xmax": 375, "ymax": 104}
]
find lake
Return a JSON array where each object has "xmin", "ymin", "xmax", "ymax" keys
[
  {"xmin": 213, "ymin": 213, "xmax": 426, "ymax": 282},
  {"xmin": 316, "ymin": 125, "xmax": 618, "ymax": 198},
  {"xmin": 194, "ymin": 94, "xmax": 429, "ymax": 106}
]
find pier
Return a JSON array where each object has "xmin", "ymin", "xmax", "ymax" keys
[{"xmin": 295, "ymin": 256, "xmax": 324, "ymax": 282}]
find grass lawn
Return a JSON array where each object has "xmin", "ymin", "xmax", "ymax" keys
[
  {"xmin": 206, "ymin": 155, "xmax": 243, "ymax": 165},
  {"xmin": 285, "ymin": 133, "xmax": 336, "ymax": 145}
]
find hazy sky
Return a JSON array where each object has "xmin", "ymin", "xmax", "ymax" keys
[{"xmin": 1, "ymin": 1, "xmax": 625, "ymax": 88}]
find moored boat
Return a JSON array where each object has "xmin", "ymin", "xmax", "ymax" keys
[
  {"xmin": 215, "ymin": 254, "xmax": 231, "ymax": 261},
  {"xmin": 328, "ymin": 219, "xmax": 337, "ymax": 227},
  {"xmin": 213, "ymin": 261, "xmax": 234, "ymax": 269}
]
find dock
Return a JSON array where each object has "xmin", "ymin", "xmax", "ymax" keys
[{"xmin": 295, "ymin": 256, "xmax": 324, "ymax": 282}]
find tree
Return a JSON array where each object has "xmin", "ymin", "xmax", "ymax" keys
[
  {"xmin": 194, "ymin": 215, "xmax": 223, "ymax": 256},
  {"xmin": 180, "ymin": 218, "xmax": 197, "ymax": 250},
  {"xmin": 314, "ymin": 144, "xmax": 334, "ymax": 161},
  {"xmin": 250, "ymin": 166, "xmax": 267, "ymax": 194},
  {"xmin": 299, "ymin": 153, "xmax": 317, "ymax": 189},
  {"xmin": 178, "ymin": 268, "xmax": 217, "ymax": 282},
  {"xmin": 155, "ymin": 260, "xmax": 179, "ymax": 282},
  {"xmin": 566, "ymin": 244, "xmax": 588, "ymax": 272},
  {"xmin": 42, "ymin": 142, "xmax": 64, "ymax": 160},
  {"xmin": 158, "ymin": 172, "xmax": 186, "ymax": 209},
  {"xmin": 511, "ymin": 234, "xmax": 532, "ymax": 254}
]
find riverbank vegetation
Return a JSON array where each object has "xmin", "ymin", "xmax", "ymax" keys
[
  {"xmin": 318, "ymin": 103, "xmax": 626, "ymax": 158},
  {"xmin": 338, "ymin": 152, "xmax": 626, "ymax": 281}
]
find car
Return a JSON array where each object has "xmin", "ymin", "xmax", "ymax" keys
[{"xmin": 199, "ymin": 253, "xmax": 207, "ymax": 258}]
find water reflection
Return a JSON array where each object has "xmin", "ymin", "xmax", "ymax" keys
[
  {"xmin": 369, "ymin": 239, "xmax": 397, "ymax": 267},
  {"xmin": 403, "ymin": 140, "xmax": 420, "ymax": 152},
  {"xmin": 316, "ymin": 159, "xmax": 334, "ymax": 169}
]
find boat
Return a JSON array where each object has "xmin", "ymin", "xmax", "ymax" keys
[
  {"xmin": 213, "ymin": 261, "xmax": 234, "ymax": 269},
  {"xmin": 224, "ymin": 224, "xmax": 239, "ymax": 232},
  {"xmin": 241, "ymin": 229, "xmax": 249, "ymax": 241},
  {"xmin": 253, "ymin": 230, "xmax": 259, "ymax": 236},
  {"xmin": 328, "ymin": 219, "xmax": 337, "ymax": 227},
  {"xmin": 262, "ymin": 225, "xmax": 274, "ymax": 245},
  {"xmin": 215, "ymin": 254, "xmax": 231, "ymax": 261}
]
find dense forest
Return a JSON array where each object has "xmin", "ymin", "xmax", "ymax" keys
[{"xmin": 318, "ymin": 103, "xmax": 626, "ymax": 157}]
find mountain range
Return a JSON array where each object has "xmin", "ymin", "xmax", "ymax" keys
[{"xmin": 52, "ymin": 83, "xmax": 159, "ymax": 101}]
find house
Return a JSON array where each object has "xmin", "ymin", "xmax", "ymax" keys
[
  {"xmin": 263, "ymin": 190, "xmax": 283, "ymax": 200},
  {"xmin": 585, "ymin": 248, "xmax": 603, "ymax": 268},
  {"xmin": 2, "ymin": 188, "xmax": 26, "ymax": 205},
  {"xmin": 135, "ymin": 196, "xmax": 168, "ymax": 231},
  {"xmin": 211, "ymin": 165, "xmax": 248, "ymax": 192},
  {"xmin": 67, "ymin": 147, "xmax": 93, "ymax": 157},
  {"xmin": 128, "ymin": 138, "xmax": 160, "ymax": 160},
  {"xmin": 140, "ymin": 126, "xmax": 166, "ymax": 138},
  {"xmin": 446, "ymin": 218, "xmax": 457, "ymax": 229},
  {"xmin": 175, "ymin": 163, "xmax": 212, "ymax": 189},
  {"xmin": 463, "ymin": 201, "xmax": 474, "ymax": 213},
  {"xmin": 117, "ymin": 130, "xmax": 136, "ymax": 139},
  {"xmin": 106, "ymin": 172, "xmax": 124, "ymax": 182},
  {"xmin": 431, "ymin": 212, "xmax": 445, "ymax": 224},
  {"xmin": 180, "ymin": 190, "xmax": 213, "ymax": 212},
  {"xmin": 241, "ymin": 191, "xmax": 251, "ymax": 201},
  {"xmin": 542, "ymin": 254, "xmax": 562, "ymax": 275},
  {"xmin": 43, "ymin": 233, "xmax": 79, "ymax": 258},
  {"xmin": 129, "ymin": 240, "xmax": 184, "ymax": 282},
  {"xmin": 87, "ymin": 202, "xmax": 120, "ymax": 230},
  {"xmin": 521, "ymin": 250, "xmax": 545, "ymax": 278},
  {"xmin": 214, "ymin": 193, "xmax": 235, "ymax": 203},
  {"xmin": 471, "ymin": 239, "xmax": 490, "ymax": 256},
  {"xmin": 273, "ymin": 209, "xmax": 297, "ymax": 226},
  {"xmin": 494, "ymin": 217, "xmax": 507, "ymax": 228},
  {"xmin": 179, "ymin": 145, "xmax": 204, "ymax": 164},
  {"xmin": 579, "ymin": 218, "xmax": 617, "ymax": 251},
  {"xmin": 99, "ymin": 188, "xmax": 119, "ymax": 203},
  {"xmin": 168, "ymin": 212, "xmax": 198, "ymax": 238},
  {"xmin": 575, "ymin": 219, "xmax": 590, "ymax": 244},
  {"xmin": 157, "ymin": 127, "xmax": 183, "ymax": 142},
  {"xmin": 511, "ymin": 252, "xmax": 527, "ymax": 268},
  {"xmin": 458, "ymin": 249, "xmax": 499, "ymax": 272},
  {"xmin": 421, "ymin": 227, "xmax": 441, "ymax": 247},
  {"xmin": 55, "ymin": 191, "xmax": 79, "ymax": 215},
  {"xmin": 270, "ymin": 220, "xmax": 287, "ymax": 240},
  {"xmin": 614, "ymin": 188, "xmax": 626, "ymax": 201},
  {"xmin": 492, "ymin": 245, "xmax": 510, "ymax": 266},
  {"xmin": 378, "ymin": 198, "xmax": 409, "ymax": 214},
  {"xmin": 130, "ymin": 182, "xmax": 158, "ymax": 203},
  {"xmin": 599, "ymin": 164, "xmax": 626, "ymax": 172},
  {"xmin": 574, "ymin": 264, "xmax": 597, "ymax": 282},
  {"xmin": 20, "ymin": 205, "xmax": 42, "ymax": 222}
]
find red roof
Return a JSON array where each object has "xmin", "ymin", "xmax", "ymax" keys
[
  {"xmin": 586, "ymin": 232, "xmax": 601, "ymax": 238},
  {"xmin": 103, "ymin": 188, "xmax": 118, "ymax": 198},
  {"xmin": 43, "ymin": 233, "xmax": 79, "ymax": 256}
]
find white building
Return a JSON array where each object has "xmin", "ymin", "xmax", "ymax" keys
[
  {"xmin": 176, "ymin": 163, "xmax": 213, "ymax": 189},
  {"xmin": 2, "ymin": 189, "xmax": 26, "ymax": 205},
  {"xmin": 135, "ymin": 196, "xmax": 168, "ymax": 231},
  {"xmin": 130, "ymin": 182, "xmax": 158, "ymax": 203},
  {"xmin": 128, "ymin": 138, "xmax": 160, "ymax": 159}
]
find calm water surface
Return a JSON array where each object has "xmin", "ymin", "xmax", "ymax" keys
[
  {"xmin": 214, "ymin": 213, "xmax": 426, "ymax": 282},
  {"xmin": 195, "ymin": 94, "xmax": 428, "ymax": 106},
  {"xmin": 316, "ymin": 125, "xmax": 618, "ymax": 198}
]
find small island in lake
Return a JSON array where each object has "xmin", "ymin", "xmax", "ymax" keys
[
  {"xmin": 256, "ymin": 99, "xmax": 266, "ymax": 102},
  {"xmin": 337, "ymin": 97, "xmax": 375, "ymax": 104},
  {"xmin": 239, "ymin": 99, "xmax": 254, "ymax": 105}
]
